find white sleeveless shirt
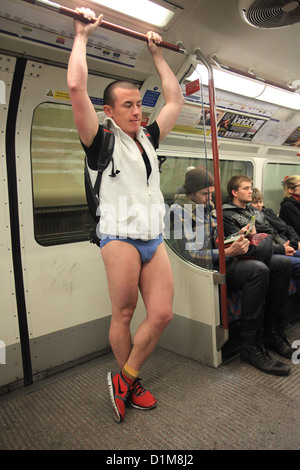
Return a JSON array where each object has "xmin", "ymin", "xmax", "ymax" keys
[{"xmin": 87, "ymin": 113, "xmax": 165, "ymax": 240}]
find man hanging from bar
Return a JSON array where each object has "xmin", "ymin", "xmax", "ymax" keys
[{"xmin": 67, "ymin": 7, "xmax": 184, "ymax": 423}]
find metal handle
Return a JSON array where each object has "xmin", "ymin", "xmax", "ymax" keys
[{"xmin": 22, "ymin": 0, "xmax": 186, "ymax": 54}]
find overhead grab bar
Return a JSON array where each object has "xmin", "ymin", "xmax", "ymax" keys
[{"xmin": 22, "ymin": 0, "xmax": 187, "ymax": 54}]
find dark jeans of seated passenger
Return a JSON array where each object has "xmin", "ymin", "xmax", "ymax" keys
[{"xmin": 227, "ymin": 254, "xmax": 292, "ymax": 331}]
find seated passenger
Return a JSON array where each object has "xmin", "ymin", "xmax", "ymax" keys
[
  {"xmin": 251, "ymin": 188, "xmax": 300, "ymax": 300},
  {"xmin": 222, "ymin": 175, "xmax": 297, "ymax": 353},
  {"xmin": 252, "ymin": 188, "xmax": 300, "ymax": 251},
  {"xmin": 169, "ymin": 167, "xmax": 294, "ymax": 376},
  {"xmin": 279, "ymin": 175, "xmax": 300, "ymax": 237}
]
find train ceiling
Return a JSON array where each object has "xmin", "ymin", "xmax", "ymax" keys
[{"xmin": 0, "ymin": 0, "xmax": 299, "ymax": 89}]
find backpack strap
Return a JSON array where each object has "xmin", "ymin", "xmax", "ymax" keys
[
  {"xmin": 142, "ymin": 128, "xmax": 166, "ymax": 173},
  {"xmin": 84, "ymin": 126, "xmax": 119, "ymax": 229},
  {"xmin": 94, "ymin": 127, "xmax": 118, "ymax": 195},
  {"xmin": 143, "ymin": 129, "xmax": 154, "ymax": 147},
  {"xmin": 158, "ymin": 156, "xmax": 166, "ymax": 172}
]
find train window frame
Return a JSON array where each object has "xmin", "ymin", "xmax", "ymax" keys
[
  {"xmin": 160, "ymin": 156, "xmax": 253, "ymax": 271},
  {"xmin": 263, "ymin": 161, "xmax": 300, "ymax": 215},
  {"xmin": 31, "ymin": 101, "xmax": 95, "ymax": 246}
]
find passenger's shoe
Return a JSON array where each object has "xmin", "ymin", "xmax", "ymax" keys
[
  {"xmin": 240, "ymin": 330, "xmax": 290, "ymax": 376},
  {"xmin": 264, "ymin": 326, "xmax": 297, "ymax": 359},
  {"xmin": 107, "ymin": 371, "xmax": 130, "ymax": 422},
  {"xmin": 129, "ymin": 378, "xmax": 157, "ymax": 410}
]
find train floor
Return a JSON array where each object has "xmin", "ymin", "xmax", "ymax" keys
[{"xmin": 0, "ymin": 323, "xmax": 300, "ymax": 451}]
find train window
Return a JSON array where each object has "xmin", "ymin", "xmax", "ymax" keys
[
  {"xmin": 160, "ymin": 156, "xmax": 253, "ymax": 270},
  {"xmin": 31, "ymin": 102, "xmax": 94, "ymax": 245},
  {"xmin": 263, "ymin": 162, "xmax": 300, "ymax": 215}
]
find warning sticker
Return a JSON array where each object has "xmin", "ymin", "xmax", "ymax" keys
[
  {"xmin": 46, "ymin": 91, "xmax": 103, "ymax": 105},
  {"xmin": 46, "ymin": 90, "xmax": 70, "ymax": 100},
  {"xmin": 53, "ymin": 90, "xmax": 70, "ymax": 100}
]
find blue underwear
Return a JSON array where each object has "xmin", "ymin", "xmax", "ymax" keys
[{"xmin": 100, "ymin": 234, "xmax": 163, "ymax": 263}]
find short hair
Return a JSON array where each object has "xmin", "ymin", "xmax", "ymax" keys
[
  {"xmin": 252, "ymin": 188, "xmax": 263, "ymax": 202},
  {"xmin": 103, "ymin": 80, "xmax": 139, "ymax": 107},
  {"xmin": 227, "ymin": 175, "xmax": 252, "ymax": 201},
  {"xmin": 282, "ymin": 175, "xmax": 300, "ymax": 198}
]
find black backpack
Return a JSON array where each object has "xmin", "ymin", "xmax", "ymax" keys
[{"xmin": 84, "ymin": 126, "xmax": 166, "ymax": 246}]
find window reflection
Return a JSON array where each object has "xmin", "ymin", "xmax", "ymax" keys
[
  {"xmin": 161, "ymin": 157, "xmax": 253, "ymax": 270},
  {"xmin": 31, "ymin": 102, "xmax": 94, "ymax": 245}
]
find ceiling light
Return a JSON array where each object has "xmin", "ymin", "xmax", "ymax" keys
[
  {"xmin": 91, "ymin": 0, "xmax": 175, "ymax": 27},
  {"xmin": 189, "ymin": 64, "xmax": 300, "ymax": 110},
  {"xmin": 214, "ymin": 69, "xmax": 265, "ymax": 98},
  {"xmin": 256, "ymin": 85, "xmax": 300, "ymax": 110}
]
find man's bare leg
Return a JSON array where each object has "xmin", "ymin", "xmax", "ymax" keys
[
  {"xmin": 127, "ymin": 243, "xmax": 174, "ymax": 371},
  {"xmin": 102, "ymin": 240, "xmax": 173, "ymax": 420},
  {"xmin": 101, "ymin": 240, "xmax": 141, "ymax": 369}
]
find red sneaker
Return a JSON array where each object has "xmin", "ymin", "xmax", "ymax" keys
[
  {"xmin": 107, "ymin": 372, "xmax": 130, "ymax": 422},
  {"xmin": 129, "ymin": 378, "xmax": 157, "ymax": 410}
]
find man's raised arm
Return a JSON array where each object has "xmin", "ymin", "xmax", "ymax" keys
[
  {"xmin": 147, "ymin": 31, "xmax": 184, "ymax": 142},
  {"xmin": 67, "ymin": 7, "xmax": 102, "ymax": 147}
]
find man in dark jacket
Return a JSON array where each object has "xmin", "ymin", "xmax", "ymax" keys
[
  {"xmin": 169, "ymin": 168, "xmax": 292, "ymax": 376},
  {"xmin": 222, "ymin": 175, "xmax": 296, "ymax": 365}
]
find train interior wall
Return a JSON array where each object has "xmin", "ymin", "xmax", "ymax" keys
[{"xmin": 1, "ymin": 6, "xmax": 300, "ymax": 390}]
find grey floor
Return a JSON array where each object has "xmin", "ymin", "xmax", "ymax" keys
[{"xmin": 0, "ymin": 323, "xmax": 299, "ymax": 450}]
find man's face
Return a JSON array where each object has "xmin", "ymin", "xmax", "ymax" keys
[
  {"xmin": 192, "ymin": 186, "xmax": 215, "ymax": 206},
  {"xmin": 232, "ymin": 181, "xmax": 253, "ymax": 205},
  {"xmin": 104, "ymin": 87, "xmax": 142, "ymax": 138}
]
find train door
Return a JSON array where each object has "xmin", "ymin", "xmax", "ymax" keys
[
  {"xmin": 2, "ymin": 57, "xmax": 120, "ymax": 388},
  {"xmin": 0, "ymin": 55, "xmax": 24, "ymax": 388}
]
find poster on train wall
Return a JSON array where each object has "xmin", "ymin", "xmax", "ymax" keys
[
  {"xmin": 217, "ymin": 112, "xmax": 267, "ymax": 141},
  {"xmin": 252, "ymin": 119, "xmax": 298, "ymax": 145},
  {"xmin": 173, "ymin": 105, "xmax": 223, "ymax": 135},
  {"xmin": 180, "ymin": 82, "xmax": 278, "ymax": 118},
  {"xmin": 283, "ymin": 126, "xmax": 300, "ymax": 147}
]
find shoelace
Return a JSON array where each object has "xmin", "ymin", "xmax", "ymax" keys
[
  {"xmin": 131, "ymin": 378, "xmax": 146, "ymax": 396},
  {"xmin": 258, "ymin": 343, "xmax": 271, "ymax": 360}
]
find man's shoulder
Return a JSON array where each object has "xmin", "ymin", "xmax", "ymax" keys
[{"xmin": 222, "ymin": 202, "xmax": 244, "ymax": 212}]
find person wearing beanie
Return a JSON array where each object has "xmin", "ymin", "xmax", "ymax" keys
[
  {"xmin": 184, "ymin": 166, "xmax": 215, "ymax": 195},
  {"xmin": 168, "ymin": 168, "xmax": 293, "ymax": 376}
]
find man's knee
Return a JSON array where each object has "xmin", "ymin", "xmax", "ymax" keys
[
  {"xmin": 112, "ymin": 304, "xmax": 136, "ymax": 328},
  {"xmin": 162, "ymin": 309, "xmax": 173, "ymax": 327},
  {"xmin": 243, "ymin": 260, "xmax": 270, "ymax": 288},
  {"xmin": 269, "ymin": 254, "xmax": 292, "ymax": 277},
  {"xmin": 152, "ymin": 307, "xmax": 173, "ymax": 331}
]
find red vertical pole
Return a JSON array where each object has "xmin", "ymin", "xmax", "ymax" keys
[{"xmin": 194, "ymin": 49, "xmax": 228, "ymax": 330}]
